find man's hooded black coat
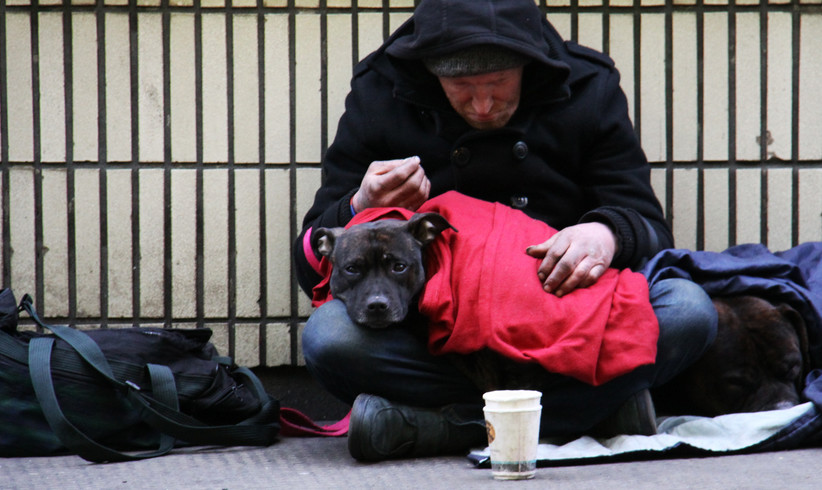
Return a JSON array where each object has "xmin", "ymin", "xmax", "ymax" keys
[{"xmin": 294, "ymin": 0, "xmax": 672, "ymax": 295}]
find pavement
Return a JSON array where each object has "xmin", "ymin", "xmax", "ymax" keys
[
  {"xmin": 3, "ymin": 367, "xmax": 821, "ymax": 489},
  {"xmin": 4, "ymin": 437, "xmax": 821, "ymax": 489}
]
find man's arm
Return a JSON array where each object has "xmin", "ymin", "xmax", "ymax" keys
[
  {"xmin": 293, "ymin": 71, "xmax": 431, "ymax": 296},
  {"xmin": 526, "ymin": 67, "xmax": 671, "ymax": 295}
]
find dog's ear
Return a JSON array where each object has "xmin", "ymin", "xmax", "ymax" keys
[
  {"xmin": 312, "ymin": 227, "xmax": 344, "ymax": 258},
  {"xmin": 778, "ymin": 303, "xmax": 811, "ymax": 378},
  {"xmin": 406, "ymin": 212, "xmax": 456, "ymax": 247}
]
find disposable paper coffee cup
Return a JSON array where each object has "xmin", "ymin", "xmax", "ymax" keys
[{"xmin": 483, "ymin": 390, "xmax": 542, "ymax": 480}]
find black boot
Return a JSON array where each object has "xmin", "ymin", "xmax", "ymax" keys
[
  {"xmin": 347, "ymin": 394, "xmax": 487, "ymax": 462},
  {"xmin": 590, "ymin": 388, "xmax": 658, "ymax": 438}
]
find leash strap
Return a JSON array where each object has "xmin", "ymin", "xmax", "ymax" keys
[{"xmin": 279, "ymin": 408, "xmax": 350, "ymax": 437}]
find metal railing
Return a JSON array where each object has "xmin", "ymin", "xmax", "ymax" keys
[{"xmin": 1, "ymin": 0, "xmax": 820, "ymax": 365}]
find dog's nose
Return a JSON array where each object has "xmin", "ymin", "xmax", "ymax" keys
[
  {"xmin": 367, "ymin": 297, "xmax": 389, "ymax": 312},
  {"xmin": 773, "ymin": 400, "xmax": 797, "ymax": 411}
]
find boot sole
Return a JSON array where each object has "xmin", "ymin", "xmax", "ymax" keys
[{"xmin": 348, "ymin": 394, "xmax": 379, "ymax": 462}]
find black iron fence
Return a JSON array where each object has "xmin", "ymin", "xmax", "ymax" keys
[{"xmin": 1, "ymin": 0, "xmax": 820, "ymax": 365}]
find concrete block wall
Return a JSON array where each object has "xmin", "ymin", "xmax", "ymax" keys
[{"xmin": 1, "ymin": 0, "xmax": 821, "ymax": 367}]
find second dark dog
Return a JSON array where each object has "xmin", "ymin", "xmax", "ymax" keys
[{"xmin": 655, "ymin": 295, "xmax": 810, "ymax": 417}]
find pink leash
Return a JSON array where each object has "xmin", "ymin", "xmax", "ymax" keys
[{"xmin": 278, "ymin": 408, "xmax": 350, "ymax": 437}]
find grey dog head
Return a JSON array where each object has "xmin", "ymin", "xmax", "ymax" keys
[{"xmin": 312, "ymin": 213, "xmax": 453, "ymax": 329}]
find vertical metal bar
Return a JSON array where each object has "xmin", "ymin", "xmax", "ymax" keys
[
  {"xmin": 226, "ymin": 3, "xmax": 237, "ymax": 354},
  {"xmin": 193, "ymin": 0, "xmax": 204, "ymax": 329},
  {"xmin": 696, "ymin": 3, "xmax": 705, "ymax": 167},
  {"xmin": 759, "ymin": 1, "xmax": 769, "ymax": 246},
  {"xmin": 602, "ymin": 1, "xmax": 610, "ymax": 56},
  {"xmin": 791, "ymin": 0, "xmax": 801, "ymax": 247},
  {"xmin": 161, "ymin": 0, "xmax": 172, "ymax": 327},
  {"xmin": 727, "ymin": 0, "xmax": 737, "ymax": 246},
  {"xmin": 31, "ymin": 1, "xmax": 45, "ymax": 317},
  {"xmin": 63, "ymin": 5, "xmax": 77, "ymax": 325},
  {"xmin": 381, "ymin": 0, "xmax": 390, "ymax": 41},
  {"xmin": 256, "ymin": 0, "xmax": 268, "ymax": 364},
  {"xmin": 569, "ymin": 0, "xmax": 579, "ymax": 43},
  {"xmin": 97, "ymin": 0, "xmax": 109, "ymax": 328},
  {"xmin": 632, "ymin": 0, "xmax": 642, "ymax": 147},
  {"xmin": 288, "ymin": 0, "xmax": 300, "ymax": 365},
  {"xmin": 320, "ymin": 0, "xmax": 328, "ymax": 156},
  {"xmin": 130, "ymin": 1, "xmax": 141, "ymax": 326},
  {"xmin": 351, "ymin": 0, "xmax": 359, "ymax": 68},
  {"xmin": 0, "ymin": 0, "xmax": 8, "ymax": 287},
  {"xmin": 696, "ymin": 0, "xmax": 706, "ymax": 251},
  {"xmin": 664, "ymin": 0, "xmax": 674, "ymax": 224}
]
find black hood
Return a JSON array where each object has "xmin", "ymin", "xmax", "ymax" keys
[{"xmin": 385, "ymin": 0, "xmax": 570, "ymax": 79}]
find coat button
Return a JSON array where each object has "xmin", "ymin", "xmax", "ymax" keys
[
  {"xmin": 510, "ymin": 196, "xmax": 529, "ymax": 208},
  {"xmin": 512, "ymin": 141, "xmax": 529, "ymax": 160},
  {"xmin": 451, "ymin": 147, "xmax": 471, "ymax": 166}
]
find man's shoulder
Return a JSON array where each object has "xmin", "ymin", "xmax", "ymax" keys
[
  {"xmin": 352, "ymin": 47, "xmax": 402, "ymax": 82},
  {"xmin": 353, "ymin": 50, "xmax": 380, "ymax": 78},
  {"xmin": 563, "ymin": 41, "xmax": 615, "ymax": 70},
  {"xmin": 346, "ymin": 52, "xmax": 399, "ymax": 104},
  {"xmin": 556, "ymin": 40, "xmax": 619, "ymax": 89}
]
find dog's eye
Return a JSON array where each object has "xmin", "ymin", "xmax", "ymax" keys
[
  {"xmin": 344, "ymin": 265, "xmax": 361, "ymax": 275},
  {"xmin": 777, "ymin": 354, "xmax": 803, "ymax": 381},
  {"xmin": 723, "ymin": 373, "xmax": 754, "ymax": 392},
  {"xmin": 392, "ymin": 263, "xmax": 407, "ymax": 273},
  {"xmin": 781, "ymin": 363, "xmax": 801, "ymax": 382}
]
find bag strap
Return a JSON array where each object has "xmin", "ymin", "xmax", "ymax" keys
[
  {"xmin": 28, "ymin": 337, "xmax": 178, "ymax": 462},
  {"xmin": 20, "ymin": 295, "xmax": 279, "ymax": 462},
  {"xmin": 124, "ymin": 365, "xmax": 279, "ymax": 447},
  {"xmin": 124, "ymin": 388, "xmax": 279, "ymax": 446},
  {"xmin": 21, "ymin": 294, "xmax": 344, "ymax": 442}
]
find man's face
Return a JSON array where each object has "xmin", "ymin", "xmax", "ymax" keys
[{"xmin": 437, "ymin": 67, "xmax": 524, "ymax": 130}]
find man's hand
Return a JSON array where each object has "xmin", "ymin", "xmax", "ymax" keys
[
  {"xmin": 352, "ymin": 156, "xmax": 431, "ymax": 212},
  {"xmin": 525, "ymin": 222, "xmax": 618, "ymax": 297}
]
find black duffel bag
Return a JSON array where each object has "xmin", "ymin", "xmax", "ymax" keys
[{"xmin": 0, "ymin": 288, "xmax": 280, "ymax": 462}]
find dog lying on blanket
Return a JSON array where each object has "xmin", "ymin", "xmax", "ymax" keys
[
  {"xmin": 654, "ymin": 295, "xmax": 811, "ymax": 417},
  {"xmin": 309, "ymin": 191, "xmax": 660, "ymax": 390}
]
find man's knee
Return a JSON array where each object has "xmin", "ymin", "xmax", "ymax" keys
[
  {"xmin": 652, "ymin": 278, "xmax": 717, "ymax": 338},
  {"xmin": 650, "ymin": 278, "xmax": 718, "ymax": 383},
  {"xmin": 302, "ymin": 299, "xmax": 361, "ymax": 368}
]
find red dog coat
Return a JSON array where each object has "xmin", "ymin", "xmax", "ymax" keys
[{"xmin": 310, "ymin": 191, "xmax": 658, "ymax": 386}]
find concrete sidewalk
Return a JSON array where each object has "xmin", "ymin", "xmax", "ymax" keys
[
  {"xmin": 3, "ymin": 437, "xmax": 820, "ymax": 489},
  {"xmin": 4, "ymin": 367, "xmax": 820, "ymax": 489}
]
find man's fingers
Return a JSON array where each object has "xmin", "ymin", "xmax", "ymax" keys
[
  {"xmin": 525, "ymin": 233, "xmax": 558, "ymax": 257},
  {"xmin": 367, "ymin": 158, "xmax": 405, "ymax": 176},
  {"xmin": 534, "ymin": 237, "xmax": 568, "ymax": 285},
  {"xmin": 553, "ymin": 261, "xmax": 606, "ymax": 297},
  {"xmin": 540, "ymin": 254, "xmax": 575, "ymax": 293},
  {"xmin": 373, "ymin": 157, "xmax": 422, "ymax": 189},
  {"xmin": 357, "ymin": 156, "xmax": 428, "ymax": 211}
]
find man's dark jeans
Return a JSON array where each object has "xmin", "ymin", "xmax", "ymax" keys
[{"xmin": 302, "ymin": 278, "xmax": 717, "ymax": 436}]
